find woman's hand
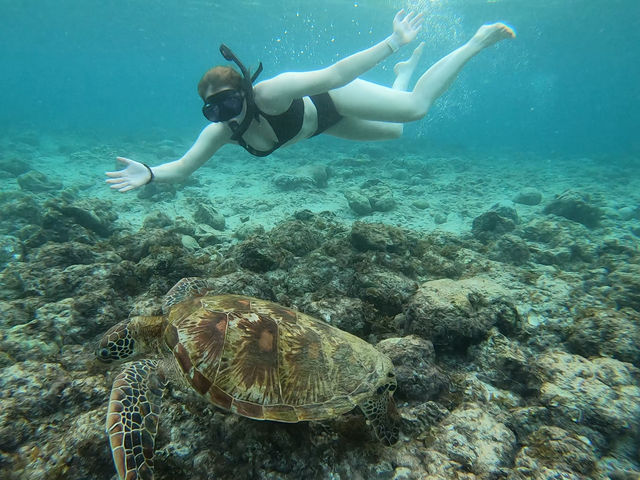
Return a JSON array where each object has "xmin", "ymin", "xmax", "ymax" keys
[
  {"xmin": 389, "ymin": 9, "xmax": 424, "ymax": 49},
  {"xmin": 105, "ymin": 157, "xmax": 152, "ymax": 193}
]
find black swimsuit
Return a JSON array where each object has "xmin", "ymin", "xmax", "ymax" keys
[{"xmin": 235, "ymin": 92, "xmax": 342, "ymax": 157}]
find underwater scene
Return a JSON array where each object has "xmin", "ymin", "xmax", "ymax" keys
[{"xmin": 1, "ymin": 0, "xmax": 639, "ymax": 479}]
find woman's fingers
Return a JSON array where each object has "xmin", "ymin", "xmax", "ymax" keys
[
  {"xmin": 106, "ymin": 157, "xmax": 133, "ymax": 177},
  {"xmin": 108, "ymin": 180, "xmax": 133, "ymax": 192},
  {"xmin": 395, "ymin": 10, "xmax": 423, "ymax": 35},
  {"xmin": 107, "ymin": 178, "xmax": 127, "ymax": 188},
  {"xmin": 411, "ymin": 13, "xmax": 424, "ymax": 29},
  {"xmin": 105, "ymin": 156, "xmax": 139, "ymax": 193},
  {"xmin": 105, "ymin": 177, "xmax": 125, "ymax": 184}
]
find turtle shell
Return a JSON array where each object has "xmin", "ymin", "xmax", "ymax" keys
[{"xmin": 162, "ymin": 294, "xmax": 393, "ymax": 422}]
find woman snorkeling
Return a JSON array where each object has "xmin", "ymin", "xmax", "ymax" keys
[{"xmin": 106, "ymin": 10, "xmax": 515, "ymax": 192}]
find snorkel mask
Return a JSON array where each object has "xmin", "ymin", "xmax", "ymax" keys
[
  {"xmin": 202, "ymin": 44, "xmax": 263, "ymax": 133},
  {"xmin": 202, "ymin": 89, "xmax": 244, "ymax": 122}
]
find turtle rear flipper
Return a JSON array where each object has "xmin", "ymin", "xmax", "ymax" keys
[
  {"xmin": 106, "ymin": 359, "xmax": 166, "ymax": 480},
  {"xmin": 359, "ymin": 392, "xmax": 400, "ymax": 446},
  {"xmin": 162, "ymin": 277, "xmax": 210, "ymax": 313}
]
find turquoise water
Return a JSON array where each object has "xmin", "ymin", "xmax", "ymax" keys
[
  {"xmin": 1, "ymin": 0, "xmax": 638, "ymax": 153},
  {"xmin": 1, "ymin": 1, "xmax": 639, "ymax": 480}
]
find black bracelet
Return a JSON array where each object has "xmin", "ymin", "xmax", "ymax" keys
[{"xmin": 142, "ymin": 163, "xmax": 154, "ymax": 184}]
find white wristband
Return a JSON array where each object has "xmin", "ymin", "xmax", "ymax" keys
[{"xmin": 385, "ymin": 35, "xmax": 401, "ymax": 53}]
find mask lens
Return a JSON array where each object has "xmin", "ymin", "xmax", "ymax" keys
[{"xmin": 202, "ymin": 90, "xmax": 243, "ymax": 122}]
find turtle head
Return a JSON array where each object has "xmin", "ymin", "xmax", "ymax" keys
[
  {"xmin": 97, "ymin": 318, "xmax": 138, "ymax": 362},
  {"xmin": 360, "ymin": 369, "xmax": 401, "ymax": 446},
  {"xmin": 97, "ymin": 315, "xmax": 165, "ymax": 362},
  {"xmin": 375, "ymin": 371, "xmax": 398, "ymax": 398}
]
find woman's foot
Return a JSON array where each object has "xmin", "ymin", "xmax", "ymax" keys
[
  {"xmin": 469, "ymin": 23, "xmax": 515, "ymax": 51},
  {"xmin": 392, "ymin": 42, "xmax": 425, "ymax": 90},
  {"xmin": 394, "ymin": 41, "xmax": 425, "ymax": 77}
]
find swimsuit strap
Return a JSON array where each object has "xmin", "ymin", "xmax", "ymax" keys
[
  {"xmin": 236, "ymin": 136, "xmax": 281, "ymax": 157},
  {"xmin": 231, "ymin": 98, "xmax": 305, "ymax": 158}
]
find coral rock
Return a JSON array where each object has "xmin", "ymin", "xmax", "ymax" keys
[
  {"xmin": 376, "ymin": 336, "xmax": 448, "ymax": 401},
  {"xmin": 430, "ymin": 403, "xmax": 516, "ymax": 477},
  {"xmin": 543, "ymin": 190, "xmax": 603, "ymax": 228},
  {"xmin": 350, "ymin": 221, "xmax": 409, "ymax": 253},
  {"xmin": 405, "ymin": 277, "xmax": 518, "ymax": 350},
  {"xmin": 344, "ymin": 189, "xmax": 373, "ymax": 215},
  {"xmin": 472, "ymin": 206, "xmax": 518, "ymax": 241},
  {"xmin": 513, "ymin": 188, "xmax": 542, "ymax": 206},
  {"xmin": 511, "ymin": 426, "xmax": 598, "ymax": 478},
  {"xmin": 299, "ymin": 296, "xmax": 372, "ymax": 336},
  {"xmin": 533, "ymin": 350, "xmax": 640, "ymax": 435},
  {"xmin": 490, "ymin": 233, "xmax": 531, "ymax": 265},
  {"xmin": 193, "ymin": 203, "xmax": 226, "ymax": 230},
  {"xmin": 272, "ymin": 164, "xmax": 329, "ymax": 190},
  {"xmin": 607, "ymin": 263, "xmax": 640, "ymax": 311},
  {"xmin": 345, "ymin": 180, "xmax": 396, "ymax": 215},
  {"xmin": 17, "ymin": 169, "xmax": 63, "ymax": 192},
  {"xmin": 568, "ymin": 308, "xmax": 640, "ymax": 366}
]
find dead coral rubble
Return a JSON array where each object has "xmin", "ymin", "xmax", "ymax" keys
[{"xmin": 0, "ymin": 194, "xmax": 639, "ymax": 479}]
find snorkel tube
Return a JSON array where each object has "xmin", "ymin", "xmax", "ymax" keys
[{"xmin": 219, "ymin": 44, "xmax": 263, "ymax": 141}]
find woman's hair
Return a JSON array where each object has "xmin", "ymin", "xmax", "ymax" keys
[{"xmin": 197, "ymin": 66, "xmax": 243, "ymax": 99}]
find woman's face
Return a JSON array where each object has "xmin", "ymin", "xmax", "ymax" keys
[{"xmin": 201, "ymin": 85, "xmax": 245, "ymax": 123}]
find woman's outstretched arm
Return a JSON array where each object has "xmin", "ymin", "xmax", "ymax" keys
[
  {"xmin": 255, "ymin": 10, "xmax": 423, "ymax": 113},
  {"xmin": 105, "ymin": 122, "xmax": 228, "ymax": 192}
]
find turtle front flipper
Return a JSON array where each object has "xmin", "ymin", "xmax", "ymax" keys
[
  {"xmin": 162, "ymin": 277, "xmax": 210, "ymax": 313},
  {"xmin": 106, "ymin": 359, "xmax": 166, "ymax": 480},
  {"xmin": 359, "ymin": 391, "xmax": 400, "ymax": 446}
]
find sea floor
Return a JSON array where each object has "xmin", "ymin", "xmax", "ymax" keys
[
  {"xmin": 0, "ymin": 130, "xmax": 639, "ymax": 479},
  {"xmin": 5, "ymin": 130, "xmax": 639, "ymax": 234}
]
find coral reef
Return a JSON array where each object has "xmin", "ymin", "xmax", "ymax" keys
[{"xmin": 0, "ymin": 167, "xmax": 639, "ymax": 480}]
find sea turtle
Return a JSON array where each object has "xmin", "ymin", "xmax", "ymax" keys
[{"xmin": 97, "ymin": 277, "xmax": 400, "ymax": 480}]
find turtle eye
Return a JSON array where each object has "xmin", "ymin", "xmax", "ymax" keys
[
  {"xmin": 97, "ymin": 347, "xmax": 113, "ymax": 362},
  {"xmin": 377, "ymin": 385, "xmax": 386, "ymax": 395}
]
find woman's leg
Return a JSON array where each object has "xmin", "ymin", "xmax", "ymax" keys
[
  {"xmin": 392, "ymin": 41, "xmax": 425, "ymax": 91},
  {"xmin": 325, "ymin": 43, "xmax": 425, "ymax": 140},
  {"xmin": 329, "ymin": 23, "xmax": 515, "ymax": 124}
]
